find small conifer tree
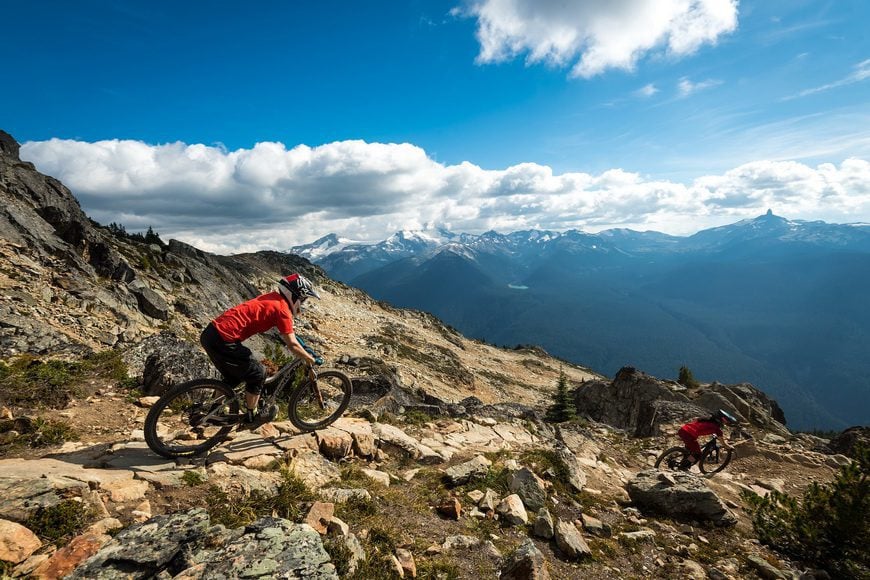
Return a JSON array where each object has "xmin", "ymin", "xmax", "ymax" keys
[
  {"xmin": 144, "ymin": 226, "xmax": 164, "ymax": 246},
  {"xmin": 678, "ymin": 365, "xmax": 700, "ymax": 388},
  {"xmin": 744, "ymin": 445, "xmax": 868, "ymax": 578},
  {"xmin": 545, "ymin": 368, "xmax": 576, "ymax": 423}
]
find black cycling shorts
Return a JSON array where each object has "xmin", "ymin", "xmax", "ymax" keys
[{"xmin": 200, "ymin": 323, "xmax": 265, "ymax": 394}]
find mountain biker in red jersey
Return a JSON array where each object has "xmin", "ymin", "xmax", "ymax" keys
[
  {"xmin": 678, "ymin": 409, "xmax": 737, "ymax": 464},
  {"xmin": 199, "ymin": 273, "xmax": 319, "ymax": 425}
]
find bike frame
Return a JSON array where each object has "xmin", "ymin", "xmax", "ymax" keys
[
  {"xmin": 197, "ymin": 358, "xmax": 316, "ymax": 426},
  {"xmin": 260, "ymin": 358, "xmax": 316, "ymax": 405}
]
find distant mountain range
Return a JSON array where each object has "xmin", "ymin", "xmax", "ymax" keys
[{"xmin": 291, "ymin": 211, "xmax": 870, "ymax": 430}]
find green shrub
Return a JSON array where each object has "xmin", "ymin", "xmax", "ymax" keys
[
  {"xmin": 262, "ymin": 341, "xmax": 295, "ymax": 370},
  {"xmin": 335, "ymin": 494, "xmax": 378, "ymax": 521},
  {"xmin": 322, "ymin": 537, "xmax": 354, "ymax": 577},
  {"xmin": 0, "ymin": 350, "xmax": 130, "ymax": 409},
  {"xmin": 28, "ymin": 417, "xmax": 78, "ymax": 447},
  {"xmin": 207, "ymin": 469, "xmax": 314, "ymax": 528},
  {"xmin": 544, "ymin": 368, "xmax": 576, "ymax": 423},
  {"xmin": 744, "ymin": 446, "xmax": 869, "ymax": 579},
  {"xmin": 677, "ymin": 365, "xmax": 700, "ymax": 388},
  {"xmin": 401, "ymin": 409, "xmax": 433, "ymax": 425},
  {"xmin": 24, "ymin": 500, "xmax": 92, "ymax": 543},
  {"xmin": 181, "ymin": 470, "xmax": 205, "ymax": 486},
  {"xmin": 0, "ymin": 416, "xmax": 78, "ymax": 451}
]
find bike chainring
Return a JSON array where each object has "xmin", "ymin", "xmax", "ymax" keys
[{"xmin": 261, "ymin": 403, "xmax": 279, "ymax": 422}]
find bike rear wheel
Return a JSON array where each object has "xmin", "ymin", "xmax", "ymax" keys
[
  {"xmin": 655, "ymin": 446, "xmax": 692, "ymax": 471},
  {"xmin": 699, "ymin": 446, "xmax": 732, "ymax": 475},
  {"xmin": 288, "ymin": 370, "xmax": 352, "ymax": 432},
  {"xmin": 144, "ymin": 379, "xmax": 239, "ymax": 459}
]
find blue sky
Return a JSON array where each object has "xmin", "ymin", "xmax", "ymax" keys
[{"xmin": 3, "ymin": 0, "xmax": 869, "ymax": 252}]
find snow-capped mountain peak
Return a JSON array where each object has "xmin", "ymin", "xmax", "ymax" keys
[{"xmin": 288, "ymin": 233, "xmax": 358, "ymax": 260}]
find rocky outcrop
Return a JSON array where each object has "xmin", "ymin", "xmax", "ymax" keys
[
  {"xmin": 824, "ymin": 426, "xmax": 869, "ymax": 458},
  {"xmin": 0, "ymin": 130, "xmax": 323, "ymax": 359},
  {"xmin": 575, "ymin": 366, "xmax": 790, "ymax": 437},
  {"xmin": 626, "ymin": 470, "xmax": 737, "ymax": 526},
  {"xmin": 68, "ymin": 509, "xmax": 338, "ymax": 579},
  {"xmin": 123, "ymin": 331, "xmax": 217, "ymax": 395},
  {"xmin": 500, "ymin": 539, "xmax": 550, "ymax": 579},
  {"xmin": 574, "ymin": 367, "xmax": 696, "ymax": 436}
]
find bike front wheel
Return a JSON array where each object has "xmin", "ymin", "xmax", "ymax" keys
[
  {"xmin": 288, "ymin": 370, "xmax": 352, "ymax": 432},
  {"xmin": 699, "ymin": 446, "xmax": 733, "ymax": 475},
  {"xmin": 144, "ymin": 379, "xmax": 239, "ymax": 459},
  {"xmin": 655, "ymin": 446, "xmax": 692, "ymax": 471}
]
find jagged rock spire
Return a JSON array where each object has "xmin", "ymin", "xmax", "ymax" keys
[{"xmin": 0, "ymin": 129, "xmax": 20, "ymax": 160}]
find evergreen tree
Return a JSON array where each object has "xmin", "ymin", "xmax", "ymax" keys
[
  {"xmin": 545, "ymin": 368, "xmax": 576, "ymax": 423},
  {"xmin": 678, "ymin": 365, "xmax": 700, "ymax": 388},
  {"xmin": 144, "ymin": 226, "xmax": 164, "ymax": 246},
  {"xmin": 745, "ymin": 445, "xmax": 868, "ymax": 578}
]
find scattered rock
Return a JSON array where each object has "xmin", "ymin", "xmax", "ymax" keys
[
  {"xmin": 509, "ymin": 467, "xmax": 547, "ymax": 512},
  {"xmin": 554, "ymin": 519, "xmax": 591, "ymax": 560},
  {"xmin": 30, "ymin": 531, "xmax": 111, "ymax": 579},
  {"xmin": 747, "ymin": 555, "xmax": 788, "ymax": 580},
  {"xmin": 532, "ymin": 507, "xmax": 554, "ymax": 539},
  {"xmin": 500, "ymin": 538, "xmax": 550, "ymax": 580},
  {"xmin": 444, "ymin": 454, "xmax": 492, "ymax": 486},
  {"xmin": 496, "ymin": 494, "xmax": 528, "ymax": 526},
  {"xmin": 395, "ymin": 548, "xmax": 417, "ymax": 578},
  {"xmin": 437, "ymin": 497, "xmax": 462, "ymax": 520},
  {"xmin": 580, "ymin": 513, "xmax": 610, "ymax": 537},
  {"xmin": 0, "ymin": 519, "xmax": 41, "ymax": 564},
  {"xmin": 305, "ymin": 501, "xmax": 335, "ymax": 535}
]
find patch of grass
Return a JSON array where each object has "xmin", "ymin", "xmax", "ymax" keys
[
  {"xmin": 589, "ymin": 537, "xmax": 619, "ymax": 560},
  {"xmin": 482, "ymin": 449, "xmax": 512, "ymax": 464},
  {"xmin": 335, "ymin": 495, "xmax": 379, "ymax": 522},
  {"xmin": 520, "ymin": 358, "xmax": 547, "ymax": 372},
  {"xmin": 0, "ymin": 416, "xmax": 78, "ymax": 451},
  {"xmin": 477, "ymin": 369, "xmax": 524, "ymax": 389},
  {"xmin": 342, "ymin": 524, "xmax": 407, "ymax": 580},
  {"xmin": 0, "ymin": 350, "xmax": 130, "ymax": 409},
  {"xmin": 463, "ymin": 513, "xmax": 501, "ymax": 541},
  {"xmin": 322, "ymin": 537, "xmax": 355, "ymax": 577},
  {"xmin": 417, "ymin": 559, "xmax": 462, "ymax": 580},
  {"xmin": 207, "ymin": 469, "xmax": 314, "ymax": 528},
  {"xmin": 181, "ymin": 470, "xmax": 205, "ymax": 486},
  {"xmin": 24, "ymin": 500, "xmax": 92, "ymax": 543},
  {"xmin": 401, "ymin": 409, "xmax": 434, "ymax": 425},
  {"xmin": 340, "ymin": 464, "xmax": 374, "ymax": 487},
  {"xmin": 367, "ymin": 326, "xmax": 474, "ymax": 386},
  {"xmin": 456, "ymin": 466, "xmax": 512, "ymax": 496},
  {"xmin": 519, "ymin": 448, "xmax": 576, "ymax": 497},
  {"xmin": 28, "ymin": 417, "xmax": 78, "ymax": 447}
]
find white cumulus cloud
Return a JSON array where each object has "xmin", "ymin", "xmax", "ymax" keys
[
  {"xmin": 20, "ymin": 138, "xmax": 870, "ymax": 254},
  {"xmin": 459, "ymin": 0, "xmax": 739, "ymax": 77}
]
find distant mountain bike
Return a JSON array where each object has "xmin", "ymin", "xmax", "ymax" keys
[
  {"xmin": 655, "ymin": 435, "xmax": 733, "ymax": 475},
  {"xmin": 144, "ymin": 353, "xmax": 352, "ymax": 459}
]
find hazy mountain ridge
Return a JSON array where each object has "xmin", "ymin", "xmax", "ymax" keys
[{"xmin": 298, "ymin": 213, "xmax": 870, "ymax": 430}]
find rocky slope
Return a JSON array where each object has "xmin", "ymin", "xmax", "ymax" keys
[{"xmin": 0, "ymin": 129, "xmax": 860, "ymax": 579}]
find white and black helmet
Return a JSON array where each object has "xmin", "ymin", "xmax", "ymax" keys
[{"xmin": 278, "ymin": 273, "xmax": 320, "ymax": 306}]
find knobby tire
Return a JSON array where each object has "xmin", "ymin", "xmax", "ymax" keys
[
  {"xmin": 288, "ymin": 370, "xmax": 352, "ymax": 432},
  {"xmin": 655, "ymin": 446, "xmax": 691, "ymax": 471},
  {"xmin": 144, "ymin": 379, "xmax": 238, "ymax": 459},
  {"xmin": 699, "ymin": 446, "xmax": 733, "ymax": 475}
]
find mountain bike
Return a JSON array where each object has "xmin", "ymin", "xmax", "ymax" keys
[
  {"xmin": 144, "ymin": 354, "xmax": 352, "ymax": 459},
  {"xmin": 654, "ymin": 435, "xmax": 733, "ymax": 475}
]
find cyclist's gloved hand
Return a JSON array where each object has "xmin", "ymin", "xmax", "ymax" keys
[{"xmin": 314, "ymin": 356, "xmax": 324, "ymax": 366}]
